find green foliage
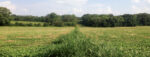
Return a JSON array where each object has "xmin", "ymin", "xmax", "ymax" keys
[
  {"xmin": 34, "ymin": 23, "xmax": 42, "ymax": 27},
  {"xmin": 52, "ymin": 19, "xmax": 64, "ymax": 27},
  {"xmin": 81, "ymin": 14, "xmax": 138, "ymax": 27},
  {"xmin": 11, "ymin": 13, "xmax": 79, "ymax": 27},
  {"xmin": 122, "ymin": 14, "xmax": 137, "ymax": 26},
  {"xmin": 0, "ymin": 7, "xmax": 11, "ymax": 26},
  {"xmin": 81, "ymin": 14, "xmax": 102, "ymax": 27},
  {"xmin": 43, "ymin": 23, "xmax": 49, "ymax": 27},
  {"xmin": 62, "ymin": 15, "xmax": 78, "ymax": 22},
  {"xmin": 12, "ymin": 21, "xmax": 44, "ymax": 26},
  {"xmin": 44, "ymin": 13, "xmax": 78, "ymax": 27},
  {"xmin": 136, "ymin": 13, "xmax": 150, "ymax": 25},
  {"xmin": 45, "ymin": 13, "xmax": 61, "ymax": 26},
  {"xmin": 64, "ymin": 22, "xmax": 77, "ymax": 26},
  {"xmin": 61, "ymin": 15, "xmax": 78, "ymax": 26},
  {"xmin": 15, "ymin": 22, "xmax": 26, "ymax": 26},
  {"xmin": 26, "ymin": 23, "xmax": 33, "ymax": 26},
  {"xmin": 81, "ymin": 14, "xmax": 125, "ymax": 27},
  {"xmin": 11, "ymin": 15, "xmax": 45, "ymax": 22}
]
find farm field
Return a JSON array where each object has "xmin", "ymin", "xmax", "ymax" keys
[
  {"xmin": 80, "ymin": 26, "xmax": 150, "ymax": 57},
  {"xmin": 0, "ymin": 26, "xmax": 150, "ymax": 57},
  {"xmin": 0, "ymin": 27, "xmax": 73, "ymax": 47}
]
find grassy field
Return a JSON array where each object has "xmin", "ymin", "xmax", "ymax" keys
[
  {"xmin": 0, "ymin": 27, "xmax": 73, "ymax": 47},
  {"xmin": 81, "ymin": 26, "xmax": 150, "ymax": 57},
  {"xmin": 0, "ymin": 26, "xmax": 150, "ymax": 57}
]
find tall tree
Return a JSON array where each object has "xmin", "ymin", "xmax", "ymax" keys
[
  {"xmin": 0, "ymin": 7, "xmax": 11, "ymax": 26},
  {"xmin": 62, "ymin": 15, "xmax": 78, "ymax": 22},
  {"xmin": 108, "ymin": 16, "xmax": 124, "ymax": 27},
  {"xmin": 45, "ymin": 13, "xmax": 63, "ymax": 26},
  {"xmin": 81, "ymin": 14, "xmax": 102, "ymax": 27},
  {"xmin": 136, "ymin": 13, "xmax": 150, "ymax": 25},
  {"xmin": 61, "ymin": 15, "xmax": 78, "ymax": 26},
  {"xmin": 122, "ymin": 14, "xmax": 137, "ymax": 26}
]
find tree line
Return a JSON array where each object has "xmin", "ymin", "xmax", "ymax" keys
[
  {"xmin": 0, "ymin": 7, "xmax": 150, "ymax": 27},
  {"xmin": 81, "ymin": 13, "xmax": 150, "ymax": 27},
  {"xmin": 11, "ymin": 13, "xmax": 78, "ymax": 27}
]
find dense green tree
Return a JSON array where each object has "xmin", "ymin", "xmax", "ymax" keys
[
  {"xmin": 81, "ymin": 14, "xmax": 91, "ymax": 26},
  {"xmin": 34, "ymin": 23, "xmax": 42, "ymax": 27},
  {"xmin": 108, "ymin": 16, "xmax": 124, "ymax": 27},
  {"xmin": 45, "ymin": 13, "xmax": 64, "ymax": 26},
  {"xmin": 61, "ymin": 15, "xmax": 78, "ymax": 26},
  {"xmin": 122, "ymin": 14, "xmax": 137, "ymax": 26},
  {"xmin": 136, "ymin": 13, "xmax": 150, "ymax": 25},
  {"xmin": 81, "ymin": 14, "xmax": 113, "ymax": 27},
  {"xmin": 81, "ymin": 14, "xmax": 137, "ymax": 27},
  {"xmin": 43, "ymin": 23, "xmax": 49, "ymax": 27},
  {"xmin": 62, "ymin": 15, "xmax": 78, "ymax": 22},
  {"xmin": 12, "ymin": 15, "xmax": 45, "ymax": 22},
  {"xmin": 82, "ymin": 14, "xmax": 102, "ymax": 27},
  {"xmin": 99, "ymin": 14, "xmax": 112, "ymax": 27},
  {"xmin": 0, "ymin": 7, "xmax": 11, "ymax": 26}
]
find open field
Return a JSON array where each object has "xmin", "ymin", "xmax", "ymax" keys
[
  {"xmin": 81, "ymin": 26, "xmax": 150, "ymax": 56},
  {"xmin": 0, "ymin": 27, "xmax": 73, "ymax": 47},
  {"xmin": 0, "ymin": 26, "xmax": 150, "ymax": 57}
]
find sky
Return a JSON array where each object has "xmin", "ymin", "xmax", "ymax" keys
[{"xmin": 0, "ymin": 0, "xmax": 150, "ymax": 16}]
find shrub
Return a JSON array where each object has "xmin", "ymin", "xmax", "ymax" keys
[
  {"xmin": 26, "ymin": 23, "xmax": 33, "ymax": 26},
  {"xmin": 64, "ymin": 22, "xmax": 76, "ymax": 26},
  {"xmin": 53, "ymin": 21, "xmax": 64, "ymax": 27},
  {"xmin": 43, "ymin": 23, "xmax": 49, "ymax": 27},
  {"xmin": 15, "ymin": 22, "xmax": 25, "ymax": 26},
  {"xmin": 34, "ymin": 23, "xmax": 42, "ymax": 27}
]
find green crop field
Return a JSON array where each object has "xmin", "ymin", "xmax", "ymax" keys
[{"xmin": 0, "ymin": 26, "xmax": 150, "ymax": 57}]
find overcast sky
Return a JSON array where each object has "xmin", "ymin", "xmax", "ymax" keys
[{"xmin": 0, "ymin": 0, "xmax": 150, "ymax": 16}]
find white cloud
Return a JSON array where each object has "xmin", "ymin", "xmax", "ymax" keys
[
  {"xmin": 132, "ymin": 0, "xmax": 141, "ymax": 3},
  {"xmin": 24, "ymin": 0, "xmax": 113, "ymax": 16},
  {"xmin": 0, "ymin": 1, "xmax": 30, "ymax": 15},
  {"xmin": 22, "ymin": 9, "xmax": 28, "ymax": 12},
  {"xmin": 132, "ymin": 5, "xmax": 150, "ymax": 13},
  {"xmin": 0, "ymin": 1, "xmax": 16, "ymax": 10},
  {"xmin": 56, "ymin": 0, "xmax": 88, "ymax": 7},
  {"xmin": 132, "ymin": 0, "xmax": 150, "ymax": 4},
  {"xmin": 0, "ymin": 0, "xmax": 114, "ymax": 16},
  {"xmin": 84, "ymin": 4, "xmax": 113, "ymax": 14},
  {"xmin": 145, "ymin": 0, "xmax": 150, "ymax": 3},
  {"xmin": 72, "ymin": 5, "xmax": 114, "ymax": 16},
  {"xmin": 106, "ymin": 7, "xmax": 113, "ymax": 13},
  {"xmin": 131, "ymin": 0, "xmax": 150, "ymax": 14}
]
